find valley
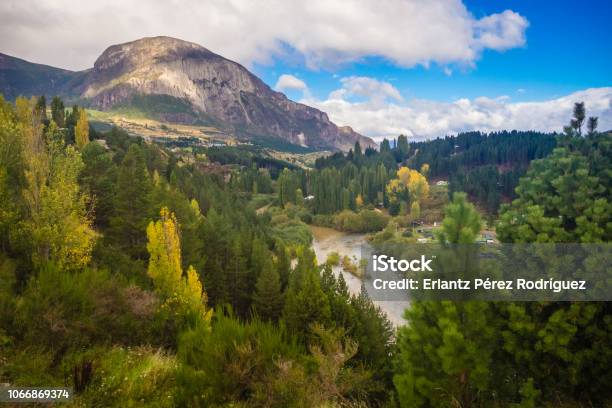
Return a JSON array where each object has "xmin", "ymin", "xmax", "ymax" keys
[{"xmin": 0, "ymin": 17, "xmax": 610, "ymax": 405}]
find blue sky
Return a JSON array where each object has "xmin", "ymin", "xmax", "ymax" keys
[
  {"xmin": 2, "ymin": 0, "xmax": 611, "ymax": 140},
  {"xmin": 254, "ymin": 0, "xmax": 612, "ymax": 103}
]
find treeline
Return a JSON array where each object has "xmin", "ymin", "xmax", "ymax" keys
[
  {"xmin": 278, "ymin": 142, "xmax": 396, "ymax": 214},
  {"xmin": 407, "ymin": 130, "xmax": 557, "ymax": 212},
  {"xmin": 277, "ymin": 131, "xmax": 557, "ymax": 216},
  {"xmin": 407, "ymin": 130, "xmax": 557, "ymax": 175},
  {"xmin": 202, "ymin": 145, "xmax": 299, "ymax": 178},
  {"xmin": 0, "ymin": 95, "xmax": 394, "ymax": 406}
]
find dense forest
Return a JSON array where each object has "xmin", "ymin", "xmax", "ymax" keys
[
  {"xmin": 269, "ymin": 129, "xmax": 557, "ymax": 219},
  {"xmin": 0, "ymin": 95, "xmax": 610, "ymax": 406}
]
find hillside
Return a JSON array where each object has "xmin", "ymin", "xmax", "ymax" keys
[{"xmin": 0, "ymin": 37, "xmax": 374, "ymax": 152}]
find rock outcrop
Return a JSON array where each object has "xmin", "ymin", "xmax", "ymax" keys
[{"xmin": 1, "ymin": 37, "xmax": 374, "ymax": 151}]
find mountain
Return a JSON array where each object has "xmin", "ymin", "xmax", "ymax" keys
[
  {"xmin": 0, "ymin": 53, "xmax": 84, "ymax": 101},
  {"xmin": 0, "ymin": 37, "xmax": 374, "ymax": 151}
]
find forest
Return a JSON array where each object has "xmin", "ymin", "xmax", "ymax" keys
[{"xmin": 0, "ymin": 95, "xmax": 610, "ymax": 407}]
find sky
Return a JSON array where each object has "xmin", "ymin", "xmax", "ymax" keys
[{"xmin": 1, "ymin": 0, "xmax": 611, "ymax": 141}]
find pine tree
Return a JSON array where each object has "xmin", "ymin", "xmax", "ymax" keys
[
  {"xmin": 587, "ymin": 116, "xmax": 598, "ymax": 135},
  {"xmin": 571, "ymin": 102, "xmax": 586, "ymax": 136},
  {"xmin": 283, "ymin": 248, "xmax": 331, "ymax": 341},
  {"xmin": 437, "ymin": 192, "xmax": 481, "ymax": 244},
  {"xmin": 275, "ymin": 244, "xmax": 291, "ymax": 291},
  {"xmin": 397, "ymin": 134, "xmax": 409, "ymax": 159},
  {"xmin": 50, "ymin": 96, "xmax": 65, "ymax": 127},
  {"xmin": 79, "ymin": 143, "xmax": 117, "ymax": 227},
  {"xmin": 252, "ymin": 258, "xmax": 284, "ymax": 322},
  {"xmin": 380, "ymin": 138, "xmax": 391, "ymax": 153},
  {"xmin": 110, "ymin": 144, "xmax": 152, "ymax": 258},
  {"xmin": 394, "ymin": 193, "xmax": 500, "ymax": 407},
  {"xmin": 34, "ymin": 96, "xmax": 47, "ymax": 123}
]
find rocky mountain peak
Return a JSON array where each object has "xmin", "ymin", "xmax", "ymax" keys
[{"xmin": 1, "ymin": 37, "xmax": 375, "ymax": 151}]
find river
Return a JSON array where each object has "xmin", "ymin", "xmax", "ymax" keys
[{"xmin": 309, "ymin": 226, "xmax": 409, "ymax": 326}]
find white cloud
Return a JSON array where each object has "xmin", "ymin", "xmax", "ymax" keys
[
  {"xmin": 473, "ymin": 10, "xmax": 528, "ymax": 51},
  {"xmin": 332, "ymin": 76, "xmax": 404, "ymax": 105},
  {"xmin": 301, "ymin": 78, "xmax": 612, "ymax": 141},
  {"xmin": 0, "ymin": 0, "xmax": 527, "ymax": 71},
  {"xmin": 275, "ymin": 74, "xmax": 308, "ymax": 92},
  {"xmin": 275, "ymin": 74, "xmax": 311, "ymax": 98}
]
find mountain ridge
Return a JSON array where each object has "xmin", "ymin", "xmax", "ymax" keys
[{"xmin": 0, "ymin": 36, "xmax": 374, "ymax": 152}]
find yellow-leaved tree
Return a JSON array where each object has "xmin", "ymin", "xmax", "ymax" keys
[
  {"xmin": 420, "ymin": 163, "xmax": 430, "ymax": 178},
  {"xmin": 75, "ymin": 108, "xmax": 89, "ymax": 149},
  {"xmin": 15, "ymin": 97, "xmax": 97, "ymax": 269},
  {"xmin": 147, "ymin": 207, "xmax": 211, "ymax": 330},
  {"xmin": 386, "ymin": 167, "xmax": 429, "ymax": 216}
]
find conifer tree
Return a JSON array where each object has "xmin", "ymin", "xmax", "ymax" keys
[
  {"xmin": 50, "ymin": 96, "xmax": 65, "ymax": 127},
  {"xmin": 34, "ymin": 95, "xmax": 47, "ymax": 123},
  {"xmin": 283, "ymin": 248, "xmax": 331, "ymax": 341},
  {"xmin": 252, "ymin": 258, "xmax": 284, "ymax": 322},
  {"xmin": 394, "ymin": 193, "xmax": 499, "ymax": 407},
  {"xmin": 110, "ymin": 144, "xmax": 152, "ymax": 258},
  {"xmin": 275, "ymin": 244, "xmax": 291, "ymax": 290}
]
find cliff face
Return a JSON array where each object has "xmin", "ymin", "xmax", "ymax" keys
[
  {"xmin": 0, "ymin": 37, "xmax": 375, "ymax": 151},
  {"xmin": 79, "ymin": 36, "xmax": 374, "ymax": 151}
]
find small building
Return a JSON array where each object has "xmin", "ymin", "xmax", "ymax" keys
[{"xmin": 436, "ymin": 180, "xmax": 448, "ymax": 186}]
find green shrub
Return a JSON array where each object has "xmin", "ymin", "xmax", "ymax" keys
[
  {"xmin": 333, "ymin": 210, "xmax": 389, "ymax": 233},
  {"xmin": 72, "ymin": 346, "xmax": 177, "ymax": 408},
  {"xmin": 176, "ymin": 313, "xmax": 304, "ymax": 406},
  {"xmin": 16, "ymin": 264, "xmax": 157, "ymax": 350},
  {"xmin": 326, "ymin": 251, "xmax": 340, "ymax": 266}
]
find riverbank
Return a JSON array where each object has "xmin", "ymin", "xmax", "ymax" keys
[{"xmin": 309, "ymin": 225, "xmax": 409, "ymax": 326}]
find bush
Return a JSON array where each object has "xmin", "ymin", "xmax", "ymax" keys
[
  {"xmin": 72, "ymin": 346, "xmax": 177, "ymax": 407},
  {"xmin": 176, "ymin": 313, "xmax": 305, "ymax": 406},
  {"xmin": 342, "ymin": 256, "xmax": 361, "ymax": 277},
  {"xmin": 333, "ymin": 210, "xmax": 389, "ymax": 233},
  {"xmin": 16, "ymin": 264, "xmax": 157, "ymax": 351},
  {"xmin": 326, "ymin": 251, "xmax": 340, "ymax": 266}
]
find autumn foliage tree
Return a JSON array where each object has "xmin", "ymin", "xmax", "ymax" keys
[
  {"xmin": 75, "ymin": 108, "xmax": 89, "ymax": 149},
  {"xmin": 12, "ymin": 97, "xmax": 97, "ymax": 270},
  {"xmin": 386, "ymin": 166, "xmax": 429, "ymax": 215},
  {"xmin": 147, "ymin": 207, "xmax": 211, "ymax": 333}
]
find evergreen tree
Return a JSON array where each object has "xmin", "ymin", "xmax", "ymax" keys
[
  {"xmin": 380, "ymin": 138, "xmax": 391, "ymax": 153},
  {"xmin": 283, "ymin": 248, "xmax": 331, "ymax": 341},
  {"xmin": 79, "ymin": 142, "xmax": 117, "ymax": 227},
  {"xmin": 110, "ymin": 144, "xmax": 152, "ymax": 258},
  {"xmin": 394, "ymin": 193, "xmax": 501, "ymax": 407},
  {"xmin": 587, "ymin": 116, "xmax": 598, "ymax": 135},
  {"xmin": 571, "ymin": 102, "xmax": 586, "ymax": 136},
  {"xmin": 397, "ymin": 134, "xmax": 409, "ymax": 159},
  {"xmin": 275, "ymin": 244, "xmax": 291, "ymax": 291},
  {"xmin": 437, "ymin": 192, "xmax": 481, "ymax": 244},
  {"xmin": 50, "ymin": 96, "xmax": 65, "ymax": 127},
  {"xmin": 34, "ymin": 95, "xmax": 47, "ymax": 123},
  {"xmin": 252, "ymin": 259, "xmax": 284, "ymax": 322}
]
